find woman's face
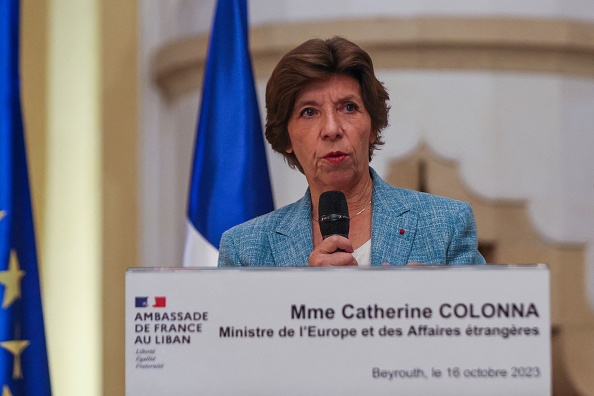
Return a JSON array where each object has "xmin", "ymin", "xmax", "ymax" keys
[{"xmin": 286, "ymin": 74, "xmax": 374, "ymax": 192}]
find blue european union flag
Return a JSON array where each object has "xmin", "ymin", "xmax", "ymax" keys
[
  {"xmin": 0, "ymin": 1, "xmax": 52, "ymax": 394},
  {"xmin": 185, "ymin": 0, "xmax": 274, "ymax": 257}
]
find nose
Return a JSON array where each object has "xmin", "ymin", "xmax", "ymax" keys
[{"xmin": 321, "ymin": 112, "xmax": 343, "ymax": 140}]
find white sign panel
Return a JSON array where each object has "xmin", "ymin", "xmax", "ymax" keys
[{"xmin": 126, "ymin": 265, "xmax": 550, "ymax": 396}]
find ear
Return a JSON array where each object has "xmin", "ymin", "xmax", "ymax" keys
[
  {"xmin": 369, "ymin": 129, "xmax": 377, "ymax": 144},
  {"xmin": 285, "ymin": 145, "xmax": 293, "ymax": 154}
]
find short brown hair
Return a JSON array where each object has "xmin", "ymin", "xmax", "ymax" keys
[{"xmin": 265, "ymin": 37, "xmax": 390, "ymax": 171}]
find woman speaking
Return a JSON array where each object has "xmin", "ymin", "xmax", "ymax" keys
[{"xmin": 218, "ymin": 37, "xmax": 485, "ymax": 267}]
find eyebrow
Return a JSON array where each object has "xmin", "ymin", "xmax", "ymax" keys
[
  {"xmin": 294, "ymin": 95, "xmax": 362, "ymax": 110},
  {"xmin": 294, "ymin": 99, "xmax": 320, "ymax": 110},
  {"xmin": 336, "ymin": 95, "xmax": 361, "ymax": 104}
]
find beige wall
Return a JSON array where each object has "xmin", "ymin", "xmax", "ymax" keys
[
  {"xmin": 100, "ymin": 1, "xmax": 139, "ymax": 394},
  {"xmin": 21, "ymin": 1, "xmax": 138, "ymax": 395},
  {"xmin": 21, "ymin": 0, "xmax": 47, "ymax": 261}
]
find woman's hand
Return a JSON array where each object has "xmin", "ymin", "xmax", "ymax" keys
[{"xmin": 308, "ymin": 235, "xmax": 357, "ymax": 266}]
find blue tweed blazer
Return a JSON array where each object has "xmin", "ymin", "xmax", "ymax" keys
[{"xmin": 218, "ymin": 168, "xmax": 485, "ymax": 267}]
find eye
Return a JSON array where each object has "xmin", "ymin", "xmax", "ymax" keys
[
  {"xmin": 299, "ymin": 108, "xmax": 316, "ymax": 117},
  {"xmin": 344, "ymin": 103, "xmax": 358, "ymax": 112}
]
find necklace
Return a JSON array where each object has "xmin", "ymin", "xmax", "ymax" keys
[
  {"xmin": 313, "ymin": 200, "xmax": 372, "ymax": 222},
  {"xmin": 352, "ymin": 200, "xmax": 372, "ymax": 218}
]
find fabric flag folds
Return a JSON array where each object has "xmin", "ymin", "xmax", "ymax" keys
[
  {"xmin": 183, "ymin": 0, "xmax": 274, "ymax": 267},
  {"xmin": 0, "ymin": 1, "xmax": 52, "ymax": 394}
]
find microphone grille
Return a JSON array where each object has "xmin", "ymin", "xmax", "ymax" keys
[
  {"xmin": 319, "ymin": 191, "xmax": 348, "ymax": 216},
  {"xmin": 319, "ymin": 191, "xmax": 350, "ymax": 239}
]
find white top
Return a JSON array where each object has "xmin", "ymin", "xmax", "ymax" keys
[{"xmin": 352, "ymin": 239, "xmax": 371, "ymax": 266}]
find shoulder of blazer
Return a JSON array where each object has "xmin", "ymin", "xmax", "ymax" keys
[
  {"xmin": 223, "ymin": 190, "xmax": 311, "ymax": 239},
  {"xmin": 219, "ymin": 189, "xmax": 313, "ymax": 266}
]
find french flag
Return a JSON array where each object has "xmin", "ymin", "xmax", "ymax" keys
[{"xmin": 183, "ymin": 0, "xmax": 274, "ymax": 267}]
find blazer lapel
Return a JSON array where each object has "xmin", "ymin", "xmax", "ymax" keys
[
  {"xmin": 265, "ymin": 170, "xmax": 419, "ymax": 266},
  {"xmin": 370, "ymin": 171, "xmax": 418, "ymax": 266},
  {"xmin": 269, "ymin": 192, "xmax": 313, "ymax": 266}
]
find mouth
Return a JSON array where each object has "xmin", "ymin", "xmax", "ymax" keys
[{"xmin": 323, "ymin": 151, "xmax": 348, "ymax": 164}]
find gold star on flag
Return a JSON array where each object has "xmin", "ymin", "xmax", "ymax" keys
[
  {"xmin": 0, "ymin": 340, "xmax": 30, "ymax": 379},
  {"xmin": 0, "ymin": 251, "xmax": 26, "ymax": 308},
  {"xmin": 0, "ymin": 210, "xmax": 6, "ymax": 220},
  {"xmin": 1, "ymin": 385, "xmax": 13, "ymax": 396}
]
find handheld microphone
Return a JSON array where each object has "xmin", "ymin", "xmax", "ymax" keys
[{"xmin": 319, "ymin": 191, "xmax": 350, "ymax": 240}]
